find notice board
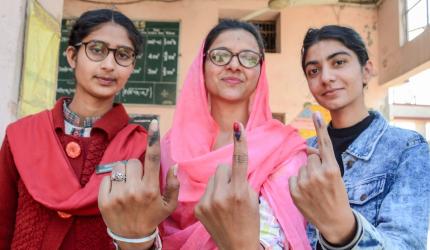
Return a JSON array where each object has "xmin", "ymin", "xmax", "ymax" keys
[{"xmin": 56, "ymin": 19, "xmax": 179, "ymax": 105}]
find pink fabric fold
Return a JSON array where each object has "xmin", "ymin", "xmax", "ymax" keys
[
  {"xmin": 160, "ymin": 43, "xmax": 310, "ymax": 249},
  {"xmin": 7, "ymin": 110, "xmax": 147, "ymax": 215}
]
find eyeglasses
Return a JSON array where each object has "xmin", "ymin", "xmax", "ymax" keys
[
  {"xmin": 206, "ymin": 48, "xmax": 262, "ymax": 69},
  {"xmin": 75, "ymin": 40, "xmax": 136, "ymax": 67}
]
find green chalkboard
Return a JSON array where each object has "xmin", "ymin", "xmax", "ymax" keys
[{"xmin": 56, "ymin": 19, "xmax": 179, "ymax": 105}]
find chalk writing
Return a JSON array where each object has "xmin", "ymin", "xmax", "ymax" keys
[{"xmin": 122, "ymin": 87, "xmax": 152, "ymax": 98}]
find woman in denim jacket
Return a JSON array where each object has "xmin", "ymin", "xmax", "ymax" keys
[{"xmin": 288, "ymin": 25, "xmax": 430, "ymax": 249}]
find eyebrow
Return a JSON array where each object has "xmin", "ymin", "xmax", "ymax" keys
[
  {"xmin": 304, "ymin": 51, "xmax": 352, "ymax": 69},
  {"xmin": 88, "ymin": 39, "xmax": 134, "ymax": 50}
]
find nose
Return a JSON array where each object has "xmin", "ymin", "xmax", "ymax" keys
[
  {"xmin": 320, "ymin": 66, "xmax": 336, "ymax": 84},
  {"xmin": 225, "ymin": 55, "xmax": 241, "ymax": 71},
  {"xmin": 100, "ymin": 51, "xmax": 116, "ymax": 71}
]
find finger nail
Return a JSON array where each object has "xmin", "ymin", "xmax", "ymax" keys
[
  {"xmin": 148, "ymin": 119, "xmax": 160, "ymax": 146},
  {"xmin": 315, "ymin": 112, "xmax": 322, "ymax": 128},
  {"xmin": 149, "ymin": 119, "xmax": 159, "ymax": 132},
  {"xmin": 173, "ymin": 164, "xmax": 178, "ymax": 177},
  {"xmin": 233, "ymin": 122, "xmax": 241, "ymax": 141}
]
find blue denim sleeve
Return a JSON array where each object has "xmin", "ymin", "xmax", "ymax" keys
[
  {"xmin": 319, "ymin": 140, "xmax": 430, "ymax": 250},
  {"xmin": 353, "ymin": 141, "xmax": 430, "ymax": 249}
]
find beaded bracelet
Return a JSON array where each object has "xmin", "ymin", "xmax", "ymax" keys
[{"xmin": 107, "ymin": 227, "xmax": 159, "ymax": 244}]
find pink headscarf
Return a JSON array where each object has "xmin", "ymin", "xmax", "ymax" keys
[{"xmin": 160, "ymin": 43, "xmax": 310, "ymax": 250}]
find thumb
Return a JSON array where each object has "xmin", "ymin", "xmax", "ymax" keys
[{"xmin": 163, "ymin": 164, "xmax": 180, "ymax": 212}]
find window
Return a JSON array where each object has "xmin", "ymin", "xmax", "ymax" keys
[
  {"xmin": 388, "ymin": 68, "xmax": 430, "ymax": 105},
  {"xmin": 249, "ymin": 20, "xmax": 278, "ymax": 53},
  {"xmin": 404, "ymin": 0, "xmax": 430, "ymax": 41},
  {"xmin": 219, "ymin": 15, "xmax": 280, "ymax": 53}
]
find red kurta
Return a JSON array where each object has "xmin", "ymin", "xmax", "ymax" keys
[{"xmin": 0, "ymin": 98, "xmax": 147, "ymax": 249}]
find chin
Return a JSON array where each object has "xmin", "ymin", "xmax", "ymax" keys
[
  {"xmin": 221, "ymin": 94, "xmax": 248, "ymax": 103},
  {"xmin": 215, "ymin": 92, "xmax": 242, "ymax": 101},
  {"xmin": 318, "ymin": 99, "xmax": 347, "ymax": 111},
  {"xmin": 90, "ymin": 91, "xmax": 118, "ymax": 100}
]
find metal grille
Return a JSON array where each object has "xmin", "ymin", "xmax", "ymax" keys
[{"xmin": 249, "ymin": 20, "xmax": 277, "ymax": 53}]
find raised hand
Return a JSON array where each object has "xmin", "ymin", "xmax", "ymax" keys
[
  {"xmin": 289, "ymin": 112, "xmax": 356, "ymax": 245},
  {"xmin": 194, "ymin": 122, "xmax": 260, "ymax": 250},
  {"xmin": 98, "ymin": 119, "xmax": 179, "ymax": 249}
]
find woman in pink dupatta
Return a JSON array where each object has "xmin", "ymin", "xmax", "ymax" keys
[{"xmin": 160, "ymin": 20, "xmax": 311, "ymax": 250}]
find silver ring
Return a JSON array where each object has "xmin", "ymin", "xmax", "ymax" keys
[{"xmin": 111, "ymin": 172, "xmax": 126, "ymax": 182}]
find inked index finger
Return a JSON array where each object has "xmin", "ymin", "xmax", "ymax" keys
[
  {"xmin": 231, "ymin": 122, "xmax": 249, "ymax": 185},
  {"xmin": 142, "ymin": 119, "xmax": 161, "ymax": 188},
  {"xmin": 312, "ymin": 112, "xmax": 335, "ymax": 164}
]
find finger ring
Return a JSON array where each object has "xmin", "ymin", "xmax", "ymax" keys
[{"xmin": 111, "ymin": 172, "xmax": 126, "ymax": 182}]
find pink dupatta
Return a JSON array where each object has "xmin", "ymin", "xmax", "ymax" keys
[{"xmin": 160, "ymin": 44, "xmax": 310, "ymax": 249}]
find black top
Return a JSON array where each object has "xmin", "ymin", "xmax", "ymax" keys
[{"xmin": 327, "ymin": 112, "xmax": 375, "ymax": 176}]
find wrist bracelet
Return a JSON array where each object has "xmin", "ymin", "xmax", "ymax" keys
[{"xmin": 107, "ymin": 227, "xmax": 159, "ymax": 244}]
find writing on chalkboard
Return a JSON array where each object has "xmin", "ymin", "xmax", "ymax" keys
[
  {"xmin": 56, "ymin": 20, "xmax": 179, "ymax": 105},
  {"xmin": 164, "ymin": 38, "xmax": 177, "ymax": 45},
  {"xmin": 164, "ymin": 52, "xmax": 176, "ymax": 61},
  {"xmin": 147, "ymin": 39, "xmax": 162, "ymax": 45},
  {"xmin": 148, "ymin": 53, "xmax": 160, "ymax": 60},
  {"xmin": 133, "ymin": 67, "xmax": 143, "ymax": 74},
  {"xmin": 122, "ymin": 87, "xmax": 152, "ymax": 98},
  {"xmin": 163, "ymin": 67, "xmax": 175, "ymax": 76},
  {"xmin": 147, "ymin": 68, "xmax": 159, "ymax": 75},
  {"xmin": 59, "ymin": 66, "xmax": 73, "ymax": 73}
]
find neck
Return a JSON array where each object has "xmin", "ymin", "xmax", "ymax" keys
[
  {"xmin": 210, "ymin": 97, "xmax": 249, "ymax": 149},
  {"xmin": 330, "ymin": 96, "xmax": 368, "ymax": 129},
  {"xmin": 69, "ymin": 87, "xmax": 114, "ymax": 120},
  {"xmin": 211, "ymin": 98, "xmax": 249, "ymax": 132}
]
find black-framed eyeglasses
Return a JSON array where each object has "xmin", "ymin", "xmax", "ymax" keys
[
  {"xmin": 75, "ymin": 40, "xmax": 136, "ymax": 67},
  {"xmin": 206, "ymin": 48, "xmax": 262, "ymax": 69}
]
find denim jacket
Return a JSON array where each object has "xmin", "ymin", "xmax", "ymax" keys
[{"xmin": 306, "ymin": 111, "xmax": 430, "ymax": 249}]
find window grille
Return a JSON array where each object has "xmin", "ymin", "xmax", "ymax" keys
[{"xmin": 250, "ymin": 20, "xmax": 278, "ymax": 53}]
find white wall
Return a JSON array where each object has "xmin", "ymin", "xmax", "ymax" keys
[
  {"xmin": 0, "ymin": 0, "xmax": 27, "ymax": 142},
  {"xmin": 0, "ymin": 0, "xmax": 64, "ymax": 143}
]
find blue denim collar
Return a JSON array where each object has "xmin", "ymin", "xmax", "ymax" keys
[
  {"xmin": 344, "ymin": 111, "xmax": 388, "ymax": 161},
  {"xmin": 307, "ymin": 111, "xmax": 389, "ymax": 161}
]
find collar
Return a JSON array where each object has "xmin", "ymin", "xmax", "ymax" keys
[
  {"xmin": 63, "ymin": 99, "xmax": 100, "ymax": 128},
  {"xmin": 344, "ymin": 111, "xmax": 388, "ymax": 160},
  {"xmin": 52, "ymin": 97, "xmax": 130, "ymax": 141}
]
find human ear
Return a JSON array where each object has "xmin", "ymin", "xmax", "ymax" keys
[
  {"xmin": 65, "ymin": 46, "xmax": 78, "ymax": 69},
  {"xmin": 362, "ymin": 60, "xmax": 374, "ymax": 85}
]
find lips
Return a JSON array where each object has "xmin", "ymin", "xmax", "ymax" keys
[
  {"xmin": 322, "ymin": 88, "xmax": 343, "ymax": 96},
  {"xmin": 95, "ymin": 76, "xmax": 116, "ymax": 86},
  {"xmin": 221, "ymin": 76, "xmax": 243, "ymax": 85}
]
